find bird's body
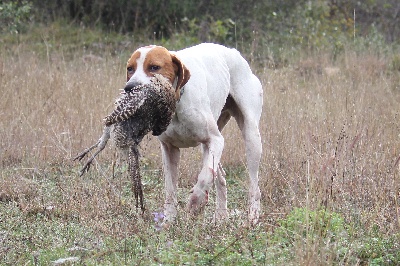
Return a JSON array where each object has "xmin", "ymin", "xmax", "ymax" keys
[
  {"xmin": 74, "ymin": 74, "xmax": 176, "ymax": 211},
  {"xmin": 107, "ymin": 74, "xmax": 176, "ymax": 147},
  {"xmin": 105, "ymin": 74, "xmax": 176, "ymax": 135}
]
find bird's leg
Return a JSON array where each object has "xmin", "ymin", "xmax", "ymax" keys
[
  {"xmin": 129, "ymin": 144, "xmax": 145, "ymax": 213},
  {"xmin": 73, "ymin": 141, "xmax": 100, "ymax": 162},
  {"xmin": 73, "ymin": 126, "xmax": 112, "ymax": 176}
]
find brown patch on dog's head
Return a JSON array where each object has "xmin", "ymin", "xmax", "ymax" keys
[
  {"xmin": 126, "ymin": 50, "xmax": 141, "ymax": 82},
  {"xmin": 171, "ymin": 53, "xmax": 191, "ymax": 101},
  {"xmin": 126, "ymin": 46, "xmax": 190, "ymax": 100}
]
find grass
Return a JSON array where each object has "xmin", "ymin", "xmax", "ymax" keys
[{"xmin": 1, "ymin": 23, "xmax": 400, "ymax": 265}]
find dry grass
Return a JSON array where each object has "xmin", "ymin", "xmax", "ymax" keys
[
  {"xmin": 1, "ymin": 41, "xmax": 400, "ymax": 264},
  {"xmin": 263, "ymin": 50, "xmax": 400, "ymax": 232}
]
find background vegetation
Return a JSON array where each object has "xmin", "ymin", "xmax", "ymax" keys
[
  {"xmin": 1, "ymin": 0, "xmax": 400, "ymax": 265},
  {"xmin": 2, "ymin": 0, "xmax": 400, "ymax": 59}
]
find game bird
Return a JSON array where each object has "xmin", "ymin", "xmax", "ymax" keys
[{"xmin": 73, "ymin": 74, "xmax": 176, "ymax": 212}]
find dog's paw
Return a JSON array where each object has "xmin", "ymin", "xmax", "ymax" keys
[
  {"xmin": 163, "ymin": 203, "xmax": 177, "ymax": 223},
  {"xmin": 187, "ymin": 187, "xmax": 208, "ymax": 216},
  {"xmin": 248, "ymin": 199, "xmax": 261, "ymax": 225},
  {"xmin": 213, "ymin": 208, "xmax": 229, "ymax": 223}
]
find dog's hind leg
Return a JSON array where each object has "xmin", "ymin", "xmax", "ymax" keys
[
  {"xmin": 230, "ymin": 74, "xmax": 263, "ymax": 225},
  {"xmin": 214, "ymin": 163, "xmax": 228, "ymax": 221},
  {"xmin": 241, "ymin": 118, "xmax": 262, "ymax": 225},
  {"xmin": 213, "ymin": 109, "xmax": 231, "ymax": 221}
]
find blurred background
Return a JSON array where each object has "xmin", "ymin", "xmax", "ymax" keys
[{"xmin": 1, "ymin": 0, "xmax": 399, "ymax": 61}]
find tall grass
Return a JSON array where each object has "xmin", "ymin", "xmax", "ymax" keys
[
  {"xmin": 261, "ymin": 50, "xmax": 400, "ymax": 229},
  {"xmin": 1, "ymin": 26, "xmax": 400, "ymax": 264}
]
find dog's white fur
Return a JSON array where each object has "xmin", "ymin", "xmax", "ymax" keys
[{"xmin": 125, "ymin": 43, "xmax": 263, "ymax": 223}]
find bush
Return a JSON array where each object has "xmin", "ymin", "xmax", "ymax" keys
[
  {"xmin": 268, "ymin": 207, "xmax": 400, "ymax": 265},
  {"xmin": 356, "ymin": 226, "xmax": 400, "ymax": 265},
  {"xmin": 0, "ymin": 1, "xmax": 32, "ymax": 34},
  {"xmin": 274, "ymin": 208, "xmax": 347, "ymax": 244}
]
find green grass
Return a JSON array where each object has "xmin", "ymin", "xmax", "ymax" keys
[
  {"xmin": 1, "ymin": 22, "xmax": 400, "ymax": 265},
  {"xmin": 1, "ymin": 166, "xmax": 267, "ymax": 265},
  {"xmin": 2, "ymin": 173, "xmax": 398, "ymax": 265}
]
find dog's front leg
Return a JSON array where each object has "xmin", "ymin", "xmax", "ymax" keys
[
  {"xmin": 187, "ymin": 133, "xmax": 224, "ymax": 218},
  {"xmin": 160, "ymin": 141, "xmax": 180, "ymax": 222}
]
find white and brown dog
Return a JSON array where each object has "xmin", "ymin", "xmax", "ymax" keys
[{"xmin": 125, "ymin": 43, "xmax": 263, "ymax": 224}]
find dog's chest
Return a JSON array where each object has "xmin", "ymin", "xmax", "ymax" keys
[{"xmin": 158, "ymin": 106, "xmax": 213, "ymax": 148}]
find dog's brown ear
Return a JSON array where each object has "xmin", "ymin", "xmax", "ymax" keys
[{"xmin": 171, "ymin": 54, "xmax": 190, "ymax": 101}]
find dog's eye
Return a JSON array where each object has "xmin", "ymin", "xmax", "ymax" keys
[
  {"xmin": 149, "ymin": 65, "xmax": 160, "ymax": 71},
  {"xmin": 127, "ymin": 66, "xmax": 134, "ymax": 72}
]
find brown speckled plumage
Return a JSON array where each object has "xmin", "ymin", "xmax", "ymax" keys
[
  {"xmin": 104, "ymin": 74, "xmax": 176, "ymax": 134},
  {"xmin": 73, "ymin": 74, "xmax": 176, "ymax": 212}
]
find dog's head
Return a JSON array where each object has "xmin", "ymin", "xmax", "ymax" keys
[{"xmin": 125, "ymin": 45, "xmax": 190, "ymax": 101}]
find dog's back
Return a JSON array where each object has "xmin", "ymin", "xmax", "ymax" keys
[{"xmin": 173, "ymin": 43, "xmax": 262, "ymax": 122}]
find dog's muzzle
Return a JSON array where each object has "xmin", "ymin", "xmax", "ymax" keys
[{"xmin": 124, "ymin": 81, "xmax": 142, "ymax": 93}]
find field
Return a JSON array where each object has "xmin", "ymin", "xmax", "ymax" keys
[{"xmin": 1, "ymin": 25, "xmax": 400, "ymax": 265}]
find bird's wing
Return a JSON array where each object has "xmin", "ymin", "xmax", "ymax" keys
[{"xmin": 104, "ymin": 90, "xmax": 147, "ymax": 126}]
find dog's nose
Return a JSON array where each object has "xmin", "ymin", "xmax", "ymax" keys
[{"xmin": 124, "ymin": 81, "xmax": 141, "ymax": 93}]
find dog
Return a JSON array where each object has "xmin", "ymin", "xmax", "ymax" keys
[{"xmin": 124, "ymin": 43, "xmax": 263, "ymax": 224}]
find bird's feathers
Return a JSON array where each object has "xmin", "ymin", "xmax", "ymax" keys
[
  {"xmin": 75, "ymin": 74, "xmax": 177, "ymax": 212},
  {"xmin": 104, "ymin": 74, "xmax": 175, "ymax": 129}
]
